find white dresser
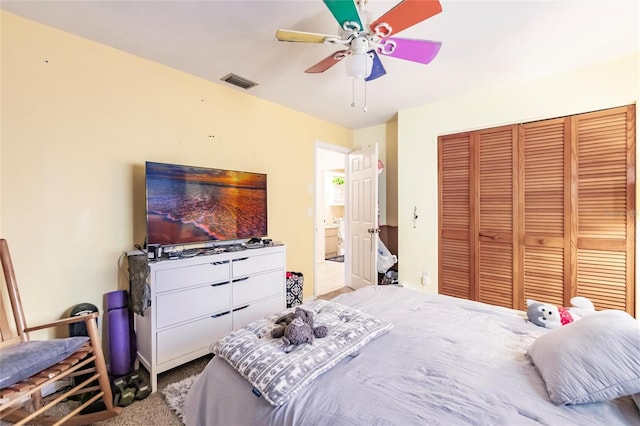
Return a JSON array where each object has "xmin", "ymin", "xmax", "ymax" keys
[{"xmin": 134, "ymin": 245, "xmax": 286, "ymax": 392}]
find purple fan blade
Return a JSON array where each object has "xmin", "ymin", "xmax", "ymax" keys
[
  {"xmin": 377, "ymin": 38, "xmax": 441, "ymax": 64},
  {"xmin": 365, "ymin": 51, "xmax": 386, "ymax": 81}
]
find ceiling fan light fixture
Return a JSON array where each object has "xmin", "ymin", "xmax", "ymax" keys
[{"xmin": 345, "ymin": 52, "xmax": 372, "ymax": 79}]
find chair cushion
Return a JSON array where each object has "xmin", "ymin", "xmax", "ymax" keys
[{"xmin": 0, "ymin": 336, "xmax": 89, "ymax": 389}]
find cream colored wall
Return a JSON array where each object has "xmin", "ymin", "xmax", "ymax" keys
[
  {"xmin": 384, "ymin": 118, "xmax": 398, "ymax": 226},
  {"xmin": 397, "ymin": 54, "xmax": 640, "ymax": 315},
  {"xmin": 0, "ymin": 11, "xmax": 352, "ymax": 336}
]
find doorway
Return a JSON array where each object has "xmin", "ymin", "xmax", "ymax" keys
[{"xmin": 314, "ymin": 143, "xmax": 349, "ymax": 298}]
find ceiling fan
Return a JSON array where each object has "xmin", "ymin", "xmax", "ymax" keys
[{"xmin": 276, "ymin": 0, "xmax": 443, "ymax": 82}]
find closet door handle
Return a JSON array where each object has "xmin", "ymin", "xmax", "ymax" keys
[
  {"xmin": 211, "ymin": 311, "xmax": 230, "ymax": 318},
  {"xmin": 479, "ymin": 232, "xmax": 498, "ymax": 240},
  {"xmin": 232, "ymin": 277, "xmax": 249, "ymax": 283},
  {"xmin": 210, "ymin": 281, "xmax": 230, "ymax": 287},
  {"xmin": 211, "ymin": 260, "xmax": 230, "ymax": 265},
  {"xmin": 232, "ymin": 305, "xmax": 249, "ymax": 312},
  {"xmin": 235, "ymin": 257, "xmax": 249, "ymax": 262}
]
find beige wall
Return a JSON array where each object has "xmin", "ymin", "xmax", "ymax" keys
[
  {"xmin": 397, "ymin": 54, "xmax": 640, "ymax": 315},
  {"xmin": 0, "ymin": 11, "xmax": 352, "ymax": 336},
  {"xmin": 384, "ymin": 118, "xmax": 398, "ymax": 226}
]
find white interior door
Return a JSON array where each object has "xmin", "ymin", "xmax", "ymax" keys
[{"xmin": 348, "ymin": 144, "xmax": 378, "ymax": 289}]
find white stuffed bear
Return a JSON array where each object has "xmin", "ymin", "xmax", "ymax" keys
[{"xmin": 526, "ymin": 296, "xmax": 595, "ymax": 329}]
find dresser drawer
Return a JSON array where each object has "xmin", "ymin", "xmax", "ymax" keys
[
  {"xmin": 156, "ymin": 282, "xmax": 231, "ymax": 329},
  {"xmin": 232, "ymin": 294, "xmax": 285, "ymax": 329},
  {"xmin": 232, "ymin": 270, "xmax": 284, "ymax": 308},
  {"xmin": 157, "ymin": 312, "xmax": 231, "ymax": 365},
  {"xmin": 155, "ymin": 261, "xmax": 230, "ymax": 293},
  {"xmin": 232, "ymin": 252, "xmax": 284, "ymax": 278}
]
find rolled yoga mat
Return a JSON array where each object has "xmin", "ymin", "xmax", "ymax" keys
[{"xmin": 106, "ymin": 290, "xmax": 131, "ymax": 377}]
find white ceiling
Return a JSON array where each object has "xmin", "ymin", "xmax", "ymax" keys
[{"xmin": 2, "ymin": 0, "xmax": 639, "ymax": 129}]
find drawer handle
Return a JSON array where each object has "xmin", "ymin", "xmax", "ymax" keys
[
  {"xmin": 211, "ymin": 260, "xmax": 230, "ymax": 265},
  {"xmin": 233, "ymin": 305, "xmax": 249, "ymax": 312},
  {"xmin": 235, "ymin": 257, "xmax": 249, "ymax": 262},
  {"xmin": 211, "ymin": 311, "xmax": 230, "ymax": 318},
  {"xmin": 210, "ymin": 281, "xmax": 230, "ymax": 287},
  {"xmin": 232, "ymin": 277, "xmax": 249, "ymax": 283}
]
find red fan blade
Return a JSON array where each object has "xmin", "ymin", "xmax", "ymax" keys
[
  {"xmin": 305, "ymin": 50, "xmax": 350, "ymax": 73},
  {"xmin": 377, "ymin": 37, "xmax": 441, "ymax": 64},
  {"xmin": 370, "ymin": 0, "xmax": 442, "ymax": 38}
]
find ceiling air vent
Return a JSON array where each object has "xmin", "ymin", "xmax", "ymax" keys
[{"xmin": 220, "ymin": 73, "xmax": 258, "ymax": 90}]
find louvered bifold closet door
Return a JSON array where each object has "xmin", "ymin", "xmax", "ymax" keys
[
  {"xmin": 574, "ymin": 105, "xmax": 635, "ymax": 315},
  {"xmin": 438, "ymin": 133, "xmax": 472, "ymax": 299},
  {"xmin": 475, "ymin": 126, "xmax": 518, "ymax": 308},
  {"xmin": 519, "ymin": 118, "xmax": 569, "ymax": 310}
]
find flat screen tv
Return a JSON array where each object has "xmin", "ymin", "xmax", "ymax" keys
[{"xmin": 145, "ymin": 161, "xmax": 267, "ymax": 246}]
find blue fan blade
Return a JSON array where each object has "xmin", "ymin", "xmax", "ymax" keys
[{"xmin": 365, "ymin": 51, "xmax": 386, "ymax": 81}]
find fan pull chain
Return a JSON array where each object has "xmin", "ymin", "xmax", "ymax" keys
[
  {"xmin": 350, "ymin": 78, "xmax": 368, "ymax": 112},
  {"xmin": 363, "ymin": 80, "xmax": 368, "ymax": 112},
  {"xmin": 351, "ymin": 78, "xmax": 356, "ymax": 108}
]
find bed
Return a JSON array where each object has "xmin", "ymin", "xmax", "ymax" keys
[{"xmin": 184, "ymin": 286, "xmax": 640, "ymax": 425}]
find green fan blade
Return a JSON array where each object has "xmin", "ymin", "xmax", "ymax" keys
[{"xmin": 323, "ymin": 0, "xmax": 363, "ymax": 31}]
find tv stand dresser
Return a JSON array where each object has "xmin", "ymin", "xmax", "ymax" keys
[{"xmin": 134, "ymin": 244, "xmax": 286, "ymax": 392}]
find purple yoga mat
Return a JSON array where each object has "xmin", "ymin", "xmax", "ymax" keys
[{"xmin": 106, "ymin": 290, "xmax": 131, "ymax": 377}]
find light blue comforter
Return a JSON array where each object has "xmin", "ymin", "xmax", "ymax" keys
[{"xmin": 185, "ymin": 286, "xmax": 639, "ymax": 425}]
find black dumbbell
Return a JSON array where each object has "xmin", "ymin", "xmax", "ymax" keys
[
  {"xmin": 128, "ymin": 372, "xmax": 151, "ymax": 400},
  {"xmin": 112, "ymin": 377, "xmax": 136, "ymax": 407}
]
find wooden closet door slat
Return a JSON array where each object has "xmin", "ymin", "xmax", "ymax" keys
[
  {"xmin": 476, "ymin": 126, "xmax": 517, "ymax": 308},
  {"xmin": 520, "ymin": 118, "xmax": 568, "ymax": 308},
  {"xmin": 439, "ymin": 133, "xmax": 472, "ymax": 299},
  {"xmin": 574, "ymin": 105, "xmax": 635, "ymax": 315}
]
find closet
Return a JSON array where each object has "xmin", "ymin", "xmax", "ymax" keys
[{"xmin": 438, "ymin": 105, "xmax": 635, "ymax": 315}]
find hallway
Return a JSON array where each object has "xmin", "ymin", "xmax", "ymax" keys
[{"xmin": 315, "ymin": 259, "xmax": 346, "ymax": 296}]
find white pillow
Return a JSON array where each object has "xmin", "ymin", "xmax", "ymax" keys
[{"xmin": 527, "ymin": 309, "xmax": 640, "ymax": 405}]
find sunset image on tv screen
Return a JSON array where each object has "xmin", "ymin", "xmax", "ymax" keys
[{"xmin": 145, "ymin": 162, "xmax": 267, "ymax": 245}]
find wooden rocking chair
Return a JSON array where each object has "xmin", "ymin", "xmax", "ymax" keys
[{"xmin": 0, "ymin": 239, "xmax": 121, "ymax": 425}]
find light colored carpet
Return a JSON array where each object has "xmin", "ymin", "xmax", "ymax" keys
[{"xmin": 96, "ymin": 355, "xmax": 212, "ymax": 426}]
